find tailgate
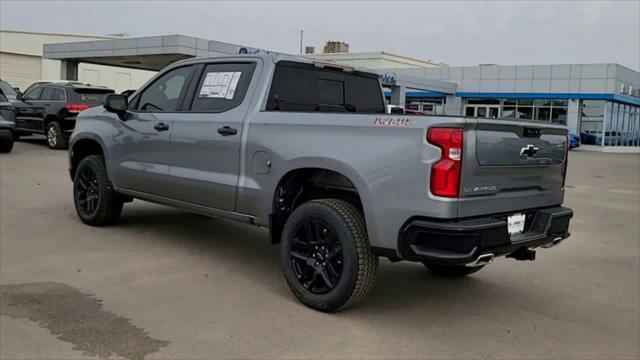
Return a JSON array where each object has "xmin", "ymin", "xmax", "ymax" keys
[{"xmin": 458, "ymin": 118, "xmax": 568, "ymax": 217}]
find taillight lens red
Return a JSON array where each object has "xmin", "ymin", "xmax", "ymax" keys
[
  {"xmin": 427, "ymin": 127, "xmax": 463, "ymax": 197},
  {"xmin": 562, "ymin": 134, "xmax": 569, "ymax": 187},
  {"xmin": 66, "ymin": 104, "xmax": 89, "ymax": 112}
]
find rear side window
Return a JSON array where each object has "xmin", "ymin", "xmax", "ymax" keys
[
  {"xmin": 190, "ymin": 62, "xmax": 256, "ymax": 112},
  {"xmin": 53, "ymin": 88, "xmax": 65, "ymax": 101},
  {"xmin": 266, "ymin": 62, "xmax": 385, "ymax": 113}
]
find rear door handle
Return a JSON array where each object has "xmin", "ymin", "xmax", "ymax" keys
[
  {"xmin": 153, "ymin": 122, "xmax": 170, "ymax": 132},
  {"xmin": 217, "ymin": 126, "xmax": 237, "ymax": 136}
]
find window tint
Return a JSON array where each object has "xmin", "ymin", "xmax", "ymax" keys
[
  {"xmin": 137, "ymin": 66, "xmax": 193, "ymax": 111},
  {"xmin": 53, "ymin": 88, "xmax": 66, "ymax": 101},
  {"xmin": 266, "ymin": 62, "xmax": 385, "ymax": 113},
  {"xmin": 190, "ymin": 62, "xmax": 256, "ymax": 112},
  {"xmin": 24, "ymin": 87, "xmax": 43, "ymax": 101},
  {"xmin": 41, "ymin": 87, "xmax": 54, "ymax": 101}
]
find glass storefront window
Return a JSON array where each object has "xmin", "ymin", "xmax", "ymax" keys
[
  {"xmin": 517, "ymin": 107, "xmax": 533, "ymax": 119},
  {"xmin": 535, "ymin": 107, "xmax": 551, "ymax": 121},
  {"xmin": 579, "ymin": 100, "xmax": 606, "ymax": 144},
  {"xmin": 463, "ymin": 98, "xmax": 568, "ymax": 124},
  {"xmin": 604, "ymin": 102, "xmax": 640, "ymax": 147},
  {"xmin": 551, "ymin": 108, "xmax": 568, "ymax": 124}
]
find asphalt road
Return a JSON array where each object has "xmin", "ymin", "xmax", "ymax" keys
[{"xmin": 1, "ymin": 138, "xmax": 639, "ymax": 360}]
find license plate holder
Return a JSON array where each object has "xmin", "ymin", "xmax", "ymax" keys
[{"xmin": 507, "ymin": 213, "xmax": 526, "ymax": 235}]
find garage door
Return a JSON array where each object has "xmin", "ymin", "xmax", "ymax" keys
[{"xmin": 0, "ymin": 52, "xmax": 41, "ymax": 90}]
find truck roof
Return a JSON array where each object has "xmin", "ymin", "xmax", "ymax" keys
[{"xmin": 170, "ymin": 52, "xmax": 378, "ymax": 77}]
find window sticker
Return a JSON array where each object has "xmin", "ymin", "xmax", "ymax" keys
[{"xmin": 199, "ymin": 71, "xmax": 242, "ymax": 99}]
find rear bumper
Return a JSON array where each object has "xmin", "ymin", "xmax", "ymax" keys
[
  {"xmin": 398, "ymin": 206, "xmax": 573, "ymax": 265},
  {"xmin": 62, "ymin": 116, "xmax": 77, "ymax": 133}
]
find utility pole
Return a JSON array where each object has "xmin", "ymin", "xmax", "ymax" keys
[{"xmin": 299, "ymin": 30, "xmax": 304, "ymax": 54}]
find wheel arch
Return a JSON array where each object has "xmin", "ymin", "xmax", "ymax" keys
[
  {"xmin": 269, "ymin": 161, "xmax": 372, "ymax": 245},
  {"xmin": 69, "ymin": 136, "xmax": 107, "ymax": 181}
]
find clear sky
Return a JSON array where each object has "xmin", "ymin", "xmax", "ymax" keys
[{"xmin": 1, "ymin": 0, "xmax": 639, "ymax": 70}]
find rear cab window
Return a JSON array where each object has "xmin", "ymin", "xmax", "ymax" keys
[{"xmin": 266, "ymin": 61, "xmax": 385, "ymax": 114}]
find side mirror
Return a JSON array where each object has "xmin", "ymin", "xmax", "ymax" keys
[{"xmin": 104, "ymin": 94, "xmax": 128, "ymax": 119}]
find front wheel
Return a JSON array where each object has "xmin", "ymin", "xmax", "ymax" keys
[
  {"xmin": 424, "ymin": 263, "xmax": 485, "ymax": 277},
  {"xmin": 73, "ymin": 155, "xmax": 123, "ymax": 226},
  {"xmin": 281, "ymin": 199, "xmax": 378, "ymax": 312},
  {"xmin": 46, "ymin": 121, "xmax": 67, "ymax": 149}
]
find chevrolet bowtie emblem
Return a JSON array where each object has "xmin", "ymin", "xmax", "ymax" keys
[{"xmin": 520, "ymin": 144, "xmax": 539, "ymax": 157}]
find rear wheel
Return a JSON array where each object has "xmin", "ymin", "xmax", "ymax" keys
[
  {"xmin": 0, "ymin": 131, "xmax": 14, "ymax": 153},
  {"xmin": 73, "ymin": 155, "xmax": 123, "ymax": 226},
  {"xmin": 46, "ymin": 121, "xmax": 67, "ymax": 149},
  {"xmin": 281, "ymin": 199, "xmax": 377, "ymax": 312},
  {"xmin": 424, "ymin": 263, "xmax": 485, "ymax": 277}
]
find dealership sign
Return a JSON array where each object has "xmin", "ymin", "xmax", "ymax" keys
[{"xmin": 379, "ymin": 73, "xmax": 396, "ymax": 85}]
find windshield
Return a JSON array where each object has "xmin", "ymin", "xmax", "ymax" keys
[{"xmin": 0, "ymin": 81, "xmax": 17, "ymax": 99}]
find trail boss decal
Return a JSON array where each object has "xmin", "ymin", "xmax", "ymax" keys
[{"xmin": 373, "ymin": 117, "xmax": 410, "ymax": 128}]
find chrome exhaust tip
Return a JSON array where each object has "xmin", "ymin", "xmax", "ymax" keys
[
  {"xmin": 465, "ymin": 253, "xmax": 494, "ymax": 267},
  {"xmin": 542, "ymin": 236, "xmax": 565, "ymax": 249}
]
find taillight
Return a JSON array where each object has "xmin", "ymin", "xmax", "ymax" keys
[
  {"xmin": 562, "ymin": 134, "xmax": 569, "ymax": 187},
  {"xmin": 427, "ymin": 127, "xmax": 463, "ymax": 197},
  {"xmin": 66, "ymin": 104, "xmax": 89, "ymax": 113}
]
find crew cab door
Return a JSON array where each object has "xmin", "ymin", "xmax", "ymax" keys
[
  {"xmin": 110, "ymin": 65, "xmax": 195, "ymax": 197},
  {"xmin": 165, "ymin": 61, "xmax": 258, "ymax": 211}
]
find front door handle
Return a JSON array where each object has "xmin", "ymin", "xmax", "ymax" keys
[
  {"xmin": 153, "ymin": 122, "xmax": 170, "ymax": 132},
  {"xmin": 217, "ymin": 126, "xmax": 237, "ymax": 136}
]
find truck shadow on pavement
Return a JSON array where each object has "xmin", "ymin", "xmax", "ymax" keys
[{"xmin": 112, "ymin": 205, "xmax": 531, "ymax": 316}]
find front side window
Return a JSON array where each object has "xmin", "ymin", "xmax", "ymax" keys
[
  {"xmin": 266, "ymin": 62, "xmax": 385, "ymax": 114},
  {"xmin": 136, "ymin": 66, "xmax": 193, "ymax": 111},
  {"xmin": 23, "ymin": 87, "xmax": 43, "ymax": 101}
]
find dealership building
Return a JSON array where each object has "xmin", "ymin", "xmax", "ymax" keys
[{"xmin": 1, "ymin": 29, "xmax": 638, "ymax": 151}]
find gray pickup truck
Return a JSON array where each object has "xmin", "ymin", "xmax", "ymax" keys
[{"xmin": 68, "ymin": 54, "xmax": 573, "ymax": 312}]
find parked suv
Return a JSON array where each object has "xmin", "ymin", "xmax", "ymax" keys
[
  {"xmin": 13, "ymin": 82, "xmax": 114, "ymax": 149},
  {"xmin": 69, "ymin": 54, "xmax": 572, "ymax": 312}
]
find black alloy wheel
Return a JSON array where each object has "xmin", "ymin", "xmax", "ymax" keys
[
  {"xmin": 73, "ymin": 155, "xmax": 124, "ymax": 226},
  {"xmin": 290, "ymin": 220, "xmax": 343, "ymax": 295},
  {"xmin": 75, "ymin": 166, "xmax": 100, "ymax": 216}
]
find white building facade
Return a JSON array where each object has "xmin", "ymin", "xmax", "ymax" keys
[{"xmin": 0, "ymin": 30, "xmax": 155, "ymax": 92}]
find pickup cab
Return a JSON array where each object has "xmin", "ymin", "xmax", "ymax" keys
[{"xmin": 68, "ymin": 54, "xmax": 573, "ymax": 312}]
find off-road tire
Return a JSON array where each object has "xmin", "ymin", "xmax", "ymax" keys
[
  {"xmin": 424, "ymin": 263, "xmax": 485, "ymax": 277},
  {"xmin": 73, "ymin": 155, "xmax": 123, "ymax": 226},
  {"xmin": 281, "ymin": 199, "xmax": 378, "ymax": 312},
  {"xmin": 46, "ymin": 121, "xmax": 67, "ymax": 149}
]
